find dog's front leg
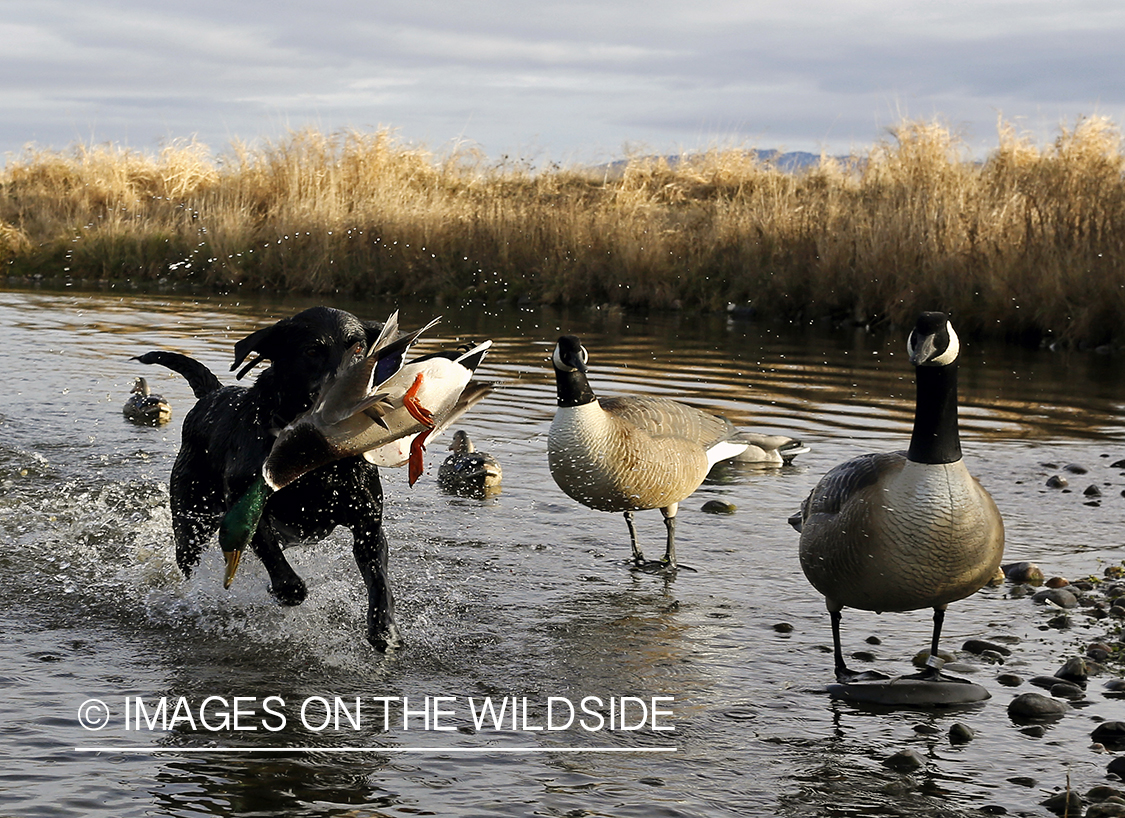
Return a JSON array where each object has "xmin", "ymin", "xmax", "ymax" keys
[
  {"xmin": 353, "ymin": 525, "xmax": 402, "ymax": 652},
  {"xmin": 251, "ymin": 527, "xmax": 308, "ymax": 606}
]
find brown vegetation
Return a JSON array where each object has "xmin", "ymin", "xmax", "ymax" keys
[{"xmin": 2, "ymin": 117, "xmax": 1124, "ymax": 345}]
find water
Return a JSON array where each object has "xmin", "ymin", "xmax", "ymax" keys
[{"xmin": 2, "ymin": 288, "xmax": 1124, "ymax": 817}]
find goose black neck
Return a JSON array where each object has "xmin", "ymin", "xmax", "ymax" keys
[
  {"xmin": 907, "ymin": 362, "xmax": 962, "ymax": 464},
  {"xmin": 554, "ymin": 367, "xmax": 597, "ymax": 408}
]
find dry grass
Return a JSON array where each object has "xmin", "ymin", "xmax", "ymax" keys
[{"xmin": 2, "ymin": 117, "xmax": 1124, "ymax": 345}]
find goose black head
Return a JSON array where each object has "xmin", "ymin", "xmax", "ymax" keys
[
  {"xmin": 553, "ymin": 335, "xmax": 589, "ymax": 373},
  {"xmin": 552, "ymin": 335, "xmax": 596, "ymax": 407},
  {"xmin": 907, "ymin": 311, "xmax": 960, "ymax": 367}
]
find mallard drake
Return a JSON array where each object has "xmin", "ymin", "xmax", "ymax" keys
[
  {"xmin": 437, "ymin": 430, "xmax": 502, "ymax": 497},
  {"xmin": 123, "ymin": 377, "xmax": 172, "ymax": 424},
  {"xmin": 219, "ymin": 312, "xmax": 492, "ymax": 587},
  {"xmin": 790, "ymin": 312, "xmax": 1004, "ymax": 688},
  {"xmin": 548, "ymin": 334, "xmax": 808, "ymax": 571}
]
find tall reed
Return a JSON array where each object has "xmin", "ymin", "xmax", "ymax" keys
[{"xmin": 2, "ymin": 117, "xmax": 1123, "ymax": 344}]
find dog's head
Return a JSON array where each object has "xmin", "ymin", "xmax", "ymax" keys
[{"xmin": 232, "ymin": 306, "xmax": 382, "ymax": 420}]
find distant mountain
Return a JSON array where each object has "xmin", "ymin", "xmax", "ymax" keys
[{"xmin": 594, "ymin": 149, "xmax": 854, "ymax": 177}]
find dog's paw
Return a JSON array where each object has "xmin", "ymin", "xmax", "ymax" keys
[
  {"xmin": 270, "ymin": 577, "xmax": 308, "ymax": 606},
  {"xmin": 368, "ymin": 623, "xmax": 404, "ymax": 653}
]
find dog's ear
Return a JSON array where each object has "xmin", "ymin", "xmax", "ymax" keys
[{"xmin": 232, "ymin": 322, "xmax": 283, "ymax": 379}]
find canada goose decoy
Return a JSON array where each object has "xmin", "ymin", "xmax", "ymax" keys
[
  {"xmin": 549, "ymin": 334, "xmax": 807, "ymax": 571},
  {"xmin": 123, "ymin": 376, "xmax": 172, "ymax": 424},
  {"xmin": 438, "ymin": 430, "xmax": 503, "ymax": 497},
  {"xmin": 219, "ymin": 312, "xmax": 491, "ymax": 587},
  {"xmin": 790, "ymin": 312, "xmax": 1003, "ymax": 702}
]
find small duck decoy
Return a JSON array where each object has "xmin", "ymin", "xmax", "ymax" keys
[
  {"xmin": 123, "ymin": 376, "xmax": 172, "ymax": 424},
  {"xmin": 437, "ymin": 430, "xmax": 502, "ymax": 497},
  {"xmin": 790, "ymin": 312, "xmax": 1004, "ymax": 704},
  {"xmin": 548, "ymin": 334, "xmax": 807, "ymax": 571}
]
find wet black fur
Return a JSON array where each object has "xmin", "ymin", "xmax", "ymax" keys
[{"xmin": 136, "ymin": 306, "xmax": 401, "ymax": 651}]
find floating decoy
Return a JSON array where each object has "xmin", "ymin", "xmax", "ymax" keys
[
  {"xmin": 123, "ymin": 376, "xmax": 172, "ymax": 424},
  {"xmin": 790, "ymin": 312, "xmax": 1003, "ymax": 702},
  {"xmin": 548, "ymin": 334, "xmax": 807, "ymax": 571},
  {"xmin": 219, "ymin": 312, "xmax": 491, "ymax": 587},
  {"xmin": 437, "ymin": 430, "xmax": 502, "ymax": 497}
]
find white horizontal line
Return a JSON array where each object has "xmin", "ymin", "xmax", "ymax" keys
[{"xmin": 75, "ymin": 746, "xmax": 677, "ymax": 754}]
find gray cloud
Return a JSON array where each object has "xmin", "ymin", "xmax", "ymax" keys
[{"xmin": 2, "ymin": 0, "xmax": 1123, "ymax": 162}]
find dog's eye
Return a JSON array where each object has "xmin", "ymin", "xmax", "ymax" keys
[{"xmin": 303, "ymin": 344, "xmax": 326, "ymax": 358}]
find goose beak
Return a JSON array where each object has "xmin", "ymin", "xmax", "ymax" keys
[
  {"xmin": 909, "ymin": 333, "xmax": 938, "ymax": 366},
  {"xmin": 222, "ymin": 548, "xmax": 243, "ymax": 589}
]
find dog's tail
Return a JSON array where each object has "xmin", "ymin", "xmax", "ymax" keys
[{"xmin": 134, "ymin": 351, "xmax": 223, "ymax": 399}]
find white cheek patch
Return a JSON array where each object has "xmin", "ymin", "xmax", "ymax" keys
[
  {"xmin": 552, "ymin": 344, "xmax": 589, "ymax": 372},
  {"xmin": 931, "ymin": 322, "xmax": 960, "ymax": 365}
]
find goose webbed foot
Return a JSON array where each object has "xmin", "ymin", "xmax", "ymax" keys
[
  {"xmin": 834, "ymin": 667, "xmax": 892, "ymax": 684},
  {"xmin": 630, "ymin": 557, "xmax": 697, "ymax": 574}
]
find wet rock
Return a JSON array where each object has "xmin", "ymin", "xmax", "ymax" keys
[
  {"xmin": 1045, "ymin": 576, "xmax": 1071, "ymax": 589},
  {"xmin": 1056, "ymin": 657, "xmax": 1089, "ymax": 683},
  {"xmin": 980, "ymin": 650, "xmax": 1007, "ymax": 665},
  {"xmin": 1106, "ymin": 565, "xmax": 1125, "ymax": 579},
  {"xmin": 883, "ymin": 748, "xmax": 925, "ymax": 772},
  {"xmin": 1008, "ymin": 692, "xmax": 1070, "ymax": 720},
  {"xmin": 1111, "ymin": 458, "xmax": 1125, "ymax": 469},
  {"xmin": 1050, "ymin": 682, "xmax": 1085, "ymax": 700},
  {"xmin": 911, "ymin": 648, "xmax": 955, "ymax": 668},
  {"xmin": 851, "ymin": 650, "xmax": 877, "ymax": 663},
  {"xmin": 1042, "ymin": 790, "xmax": 1083, "ymax": 816},
  {"xmin": 1087, "ymin": 785, "xmax": 1125, "ymax": 801},
  {"xmin": 1085, "ymin": 484, "xmax": 1103, "ymax": 497},
  {"xmin": 772, "ymin": 622, "xmax": 793, "ymax": 634},
  {"xmin": 1046, "ymin": 475, "xmax": 1069, "ymax": 489},
  {"xmin": 1008, "ymin": 776, "xmax": 1038, "ymax": 788},
  {"xmin": 913, "ymin": 723, "xmax": 941, "ymax": 735},
  {"xmin": 1003, "ymin": 561, "xmax": 1045, "ymax": 585},
  {"xmin": 963, "ymin": 639, "xmax": 1012, "ymax": 657},
  {"xmin": 997, "ymin": 673, "xmax": 1023, "ymax": 687},
  {"xmin": 1031, "ymin": 675, "xmax": 1064, "ymax": 689},
  {"xmin": 1047, "ymin": 614, "xmax": 1071, "ymax": 630},
  {"xmin": 1020, "ymin": 725, "xmax": 1047, "ymax": 737},
  {"xmin": 1032, "ymin": 587, "xmax": 1079, "ymax": 608},
  {"xmin": 1110, "ymin": 755, "xmax": 1125, "ymax": 779},
  {"xmin": 1104, "ymin": 679, "xmax": 1125, "ymax": 694},
  {"xmin": 701, "ymin": 500, "xmax": 737, "ymax": 514},
  {"xmin": 1092, "ymin": 722, "xmax": 1125, "ymax": 750},
  {"xmin": 865, "ymin": 635, "xmax": 882, "ymax": 645},
  {"xmin": 1087, "ymin": 803, "xmax": 1125, "ymax": 818},
  {"xmin": 948, "ymin": 722, "xmax": 975, "ymax": 744},
  {"xmin": 987, "ymin": 566, "xmax": 1005, "ymax": 586},
  {"xmin": 1065, "ymin": 463, "xmax": 1089, "ymax": 474},
  {"xmin": 1009, "ymin": 584, "xmax": 1031, "ymax": 598}
]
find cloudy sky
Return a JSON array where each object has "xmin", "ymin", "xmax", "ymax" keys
[{"xmin": 3, "ymin": 0, "xmax": 1124, "ymax": 164}]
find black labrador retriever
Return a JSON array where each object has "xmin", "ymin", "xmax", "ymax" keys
[{"xmin": 137, "ymin": 306, "xmax": 401, "ymax": 651}]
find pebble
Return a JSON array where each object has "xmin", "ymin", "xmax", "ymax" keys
[
  {"xmin": 883, "ymin": 748, "xmax": 925, "ymax": 772},
  {"xmin": 1091, "ymin": 722, "xmax": 1125, "ymax": 750},
  {"xmin": 1065, "ymin": 463, "xmax": 1089, "ymax": 474},
  {"xmin": 1112, "ymin": 458, "xmax": 1125, "ymax": 469},
  {"xmin": 1003, "ymin": 561, "xmax": 1044, "ymax": 585},
  {"xmin": 1050, "ymin": 682, "xmax": 1085, "ymax": 700},
  {"xmin": 1042, "ymin": 790, "xmax": 1083, "ymax": 816},
  {"xmin": 1104, "ymin": 679, "xmax": 1125, "ymax": 693},
  {"xmin": 701, "ymin": 500, "xmax": 736, "ymax": 514},
  {"xmin": 1110, "ymin": 756, "xmax": 1125, "ymax": 781},
  {"xmin": 772, "ymin": 622, "xmax": 793, "ymax": 634},
  {"xmin": 997, "ymin": 673, "xmax": 1023, "ymax": 687},
  {"xmin": 1032, "ymin": 587, "xmax": 1079, "ymax": 608},
  {"xmin": 1087, "ymin": 803, "xmax": 1125, "ymax": 818},
  {"xmin": 1045, "ymin": 576, "xmax": 1071, "ymax": 588},
  {"xmin": 1046, "ymin": 475, "xmax": 1069, "ymax": 488},
  {"xmin": 1085, "ymin": 484, "xmax": 1103, "ymax": 497},
  {"xmin": 1007, "ymin": 692, "xmax": 1070, "ymax": 720},
  {"xmin": 911, "ymin": 648, "xmax": 955, "ymax": 668},
  {"xmin": 963, "ymin": 639, "xmax": 1012, "ymax": 656},
  {"xmin": 948, "ymin": 722, "xmax": 975, "ymax": 744},
  {"xmin": 1055, "ymin": 656, "xmax": 1089, "ymax": 683}
]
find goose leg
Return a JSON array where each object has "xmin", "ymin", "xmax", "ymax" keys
[
  {"xmin": 907, "ymin": 605, "xmax": 948, "ymax": 681},
  {"xmin": 831, "ymin": 608, "xmax": 889, "ymax": 683},
  {"xmin": 624, "ymin": 511, "xmax": 646, "ymax": 566},
  {"xmin": 660, "ymin": 504, "xmax": 678, "ymax": 568}
]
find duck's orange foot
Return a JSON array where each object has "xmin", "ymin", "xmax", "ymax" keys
[
  {"xmin": 408, "ymin": 428, "xmax": 434, "ymax": 486},
  {"xmin": 403, "ymin": 373, "xmax": 435, "ymax": 427}
]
